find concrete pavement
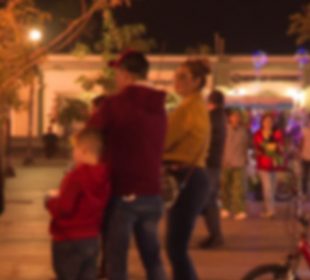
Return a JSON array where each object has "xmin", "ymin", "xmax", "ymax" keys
[{"xmin": 0, "ymin": 161, "xmax": 309, "ymax": 280}]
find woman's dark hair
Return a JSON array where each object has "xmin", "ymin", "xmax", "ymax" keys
[{"xmin": 181, "ymin": 59, "xmax": 210, "ymax": 90}]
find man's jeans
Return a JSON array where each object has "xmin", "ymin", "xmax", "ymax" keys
[
  {"xmin": 202, "ymin": 168, "xmax": 223, "ymax": 240},
  {"xmin": 106, "ymin": 195, "xmax": 167, "ymax": 280},
  {"xmin": 52, "ymin": 238, "xmax": 99, "ymax": 280}
]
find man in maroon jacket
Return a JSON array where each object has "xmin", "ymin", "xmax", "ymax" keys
[{"xmin": 88, "ymin": 51, "xmax": 167, "ymax": 280}]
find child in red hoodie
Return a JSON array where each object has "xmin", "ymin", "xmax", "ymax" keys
[{"xmin": 46, "ymin": 129, "xmax": 110, "ymax": 280}]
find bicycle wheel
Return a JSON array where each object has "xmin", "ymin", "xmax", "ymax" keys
[{"xmin": 242, "ymin": 264, "xmax": 299, "ymax": 280}]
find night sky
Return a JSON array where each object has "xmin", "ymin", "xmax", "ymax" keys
[
  {"xmin": 40, "ymin": 0, "xmax": 310, "ymax": 54},
  {"xmin": 114, "ymin": 0, "xmax": 310, "ymax": 54}
]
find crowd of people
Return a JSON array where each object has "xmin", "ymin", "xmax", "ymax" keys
[{"xmin": 44, "ymin": 50, "xmax": 310, "ymax": 280}]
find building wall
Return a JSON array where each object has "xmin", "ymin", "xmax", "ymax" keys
[{"xmin": 10, "ymin": 54, "xmax": 303, "ymax": 137}]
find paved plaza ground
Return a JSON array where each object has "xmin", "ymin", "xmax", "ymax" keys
[{"xmin": 0, "ymin": 160, "xmax": 310, "ymax": 280}]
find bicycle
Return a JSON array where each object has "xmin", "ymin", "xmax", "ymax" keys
[{"xmin": 242, "ymin": 180, "xmax": 309, "ymax": 280}]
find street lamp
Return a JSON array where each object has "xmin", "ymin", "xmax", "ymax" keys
[{"xmin": 28, "ymin": 28, "xmax": 43, "ymax": 43}]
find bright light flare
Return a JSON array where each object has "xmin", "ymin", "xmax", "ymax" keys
[{"xmin": 28, "ymin": 29, "xmax": 43, "ymax": 43}]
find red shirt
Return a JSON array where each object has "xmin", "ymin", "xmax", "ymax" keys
[
  {"xmin": 254, "ymin": 130, "xmax": 285, "ymax": 171},
  {"xmin": 88, "ymin": 84, "xmax": 167, "ymax": 196},
  {"xmin": 47, "ymin": 163, "xmax": 110, "ymax": 241}
]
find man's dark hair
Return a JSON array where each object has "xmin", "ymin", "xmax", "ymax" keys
[{"xmin": 110, "ymin": 51, "xmax": 150, "ymax": 79}]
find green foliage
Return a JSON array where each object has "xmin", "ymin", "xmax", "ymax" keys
[
  {"xmin": 72, "ymin": 42, "xmax": 91, "ymax": 58},
  {"xmin": 78, "ymin": 7, "xmax": 156, "ymax": 93},
  {"xmin": 288, "ymin": 4, "xmax": 310, "ymax": 45},
  {"xmin": 56, "ymin": 97, "xmax": 89, "ymax": 127},
  {"xmin": 0, "ymin": 0, "xmax": 50, "ymax": 119},
  {"xmin": 186, "ymin": 43, "xmax": 211, "ymax": 55},
  {"xmin": 97, "ymin": 22, "xmax": 156, "ymax": 53}
]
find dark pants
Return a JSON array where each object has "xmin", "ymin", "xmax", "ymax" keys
[
  {"xmin": 302, "ymin": 160, "xmax": 310, "ymax": 195},
  {"xmin": 202, "ymin": 168, "xmax": 223, "ymax": 240},
  {"xmin": 52, "ymin": 238, "xmax": 99, "ymax": 280},
  {"xmin": 106, "ymin": 196, "xmax": 167, "ymax": 280},
  {"xmin": 166, "ymin": 168, "xmax": 209, "ymax": 280}
]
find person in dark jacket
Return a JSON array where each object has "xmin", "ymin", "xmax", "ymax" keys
[
  {"xmin": 200, "ymin": 90, "xmax": 226, "ymax": 249},
  {"xmin": 87, "ymin": 50, "xmax": 167, "ymax": 280},
  {"xmin": 46, "ymin": 129, "xmax": 110, "ymax": 280}
]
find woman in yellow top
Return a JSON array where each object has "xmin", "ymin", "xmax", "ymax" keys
[{"xmin": 164, "ymin": 60, "xmax": 211, "ymax": 280}]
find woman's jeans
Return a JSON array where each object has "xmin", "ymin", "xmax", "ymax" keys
[
  {"xmin": 106, "ymin": 196, "xmax": 167, "ymax": 280},
  {"xmin": 302, "ymin": 160, "xmax": 310, "ymax": 195},
  {"xmin": 259, "ymin": 170, "xmax": 276, "ymax": 214},
  {"xmin": 166, "ymin": 168, "xmax": 209, "ymax": 280}
]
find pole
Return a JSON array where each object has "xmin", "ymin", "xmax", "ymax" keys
[{"xmin": 23, "ymin": 77, "xmax": 35, "ymax": 165}]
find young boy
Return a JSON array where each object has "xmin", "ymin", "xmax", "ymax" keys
[{"xmin": 46, "ymin": 128, "xmax": 110, "ymax": 280}]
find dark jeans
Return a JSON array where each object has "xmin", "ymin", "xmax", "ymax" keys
[
  {"xmin": 202, "ymin": 167, "xmax": 223, "ymax": 240},
  {"xmin": 106, "ymin": 195, "xmax": 167, "ymax": 280},
  {"xmin": 302, "ymin": 160, "xmax": 310, "ymax": 195},
  {"xmin": 166, "ymin": 168, "xmax": 209, "ymax": 280},
  {"xmin": 52, "ymin": 238, "xmax": 99, "ymax": 280}
]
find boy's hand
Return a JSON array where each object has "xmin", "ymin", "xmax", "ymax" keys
[
  {"xmin": 48, "ymin": 189, "xmax": 60, "ymax": 198},
  {"xmin": 44, "ymin": 189, "xmax": 59, "ymax": 207}
]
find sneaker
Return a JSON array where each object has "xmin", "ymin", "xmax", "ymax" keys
[
  {"xmin": 221, "ymin": 209, "xmax": 231, "ymax": 219},
  {"xmin": 198, "ymin": 237, "xmax": 224, "ymax": 250},
  {"xmin": 234, "ymin": 212, "xmax": 247, "ymax": 221}
]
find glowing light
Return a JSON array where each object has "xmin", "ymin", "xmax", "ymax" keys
[
  {"xmin": 239, "ymin": 88, "xmax": 246, "ymax": 96},
  {"xmin": 287, "ymin": 88, "xmax": 304, "ymax": 105},
  {"xmin": 28, "ymin": 28, "xmax": 43, "ymax": 43},
  {"xmin": 295, "ymin": 48, "xmax": 310, "ymax": 66},
  {"xmin": 252, "ymin": 50, "xmax": 268, "ymax": 70}
]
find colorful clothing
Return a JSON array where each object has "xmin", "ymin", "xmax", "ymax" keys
[
  {"xmin": 88, "ymin": 84, "xmax": 167, "ymax": 196},
  {"xmin": 164, "ymin": 94, "xmax": 211, "ymax": 168},
  {"xmin": 47, "ymin": 163, "xmax": 110, "ymax": 241},
  {"xmin": 221, "ymin": 168, "xmax": 246, "ymax": 214},
  {"xmin": 221, "ymin": 125, "xmax": 248, "ymax": 214},
  {"xmin": 254, "ymin": 129, "xmax": 285, "ymax": 171}
]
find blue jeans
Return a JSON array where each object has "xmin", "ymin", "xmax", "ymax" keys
[
  {"xmin": 166, "ymin": 168, "xmax": 209, "ymax": 280},
  {"xmin": 52, "ymin": 238, "xmax": 99, "ymax": 280},
  {"xmin": 202, "ymin": 168, "xmax": 223, "ymax": 239},
  {"xmin": 106, "ymin": 196, "xmax": 167, "ymax": 280}
]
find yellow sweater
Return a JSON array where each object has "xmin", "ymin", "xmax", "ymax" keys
[{"xmin": 164, "ymin": 94, "xmax": 211, "ymax": 168}]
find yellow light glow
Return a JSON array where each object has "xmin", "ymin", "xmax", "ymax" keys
[{"xmin": 28, "ymin": 29, "xmax": 43, "ymax": 43}]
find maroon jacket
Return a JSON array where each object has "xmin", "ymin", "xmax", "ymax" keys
[
  {"xmin": 47, "ymin": 163, "xmax": 110, "ymax": 241},
  {"xmin": 88, "ymin": 84, "xmax": 167, "ymax": 197}
]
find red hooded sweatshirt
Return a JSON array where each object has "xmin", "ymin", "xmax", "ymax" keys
[
  {"xmin": 47, "ymin": 163, "xmax": 110, "ymax": 241},
  {"xmin": 87, "ymin": 84, "xmax": 167, "ymax": 197}
]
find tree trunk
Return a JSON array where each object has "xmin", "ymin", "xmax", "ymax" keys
[
  {"xmin": 5, "ymin": 116, "xmax": 15, "ymax": 177},
  {"xmin": 24, "ymin": 79, "xmax": 35, "ymax": 165}
]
